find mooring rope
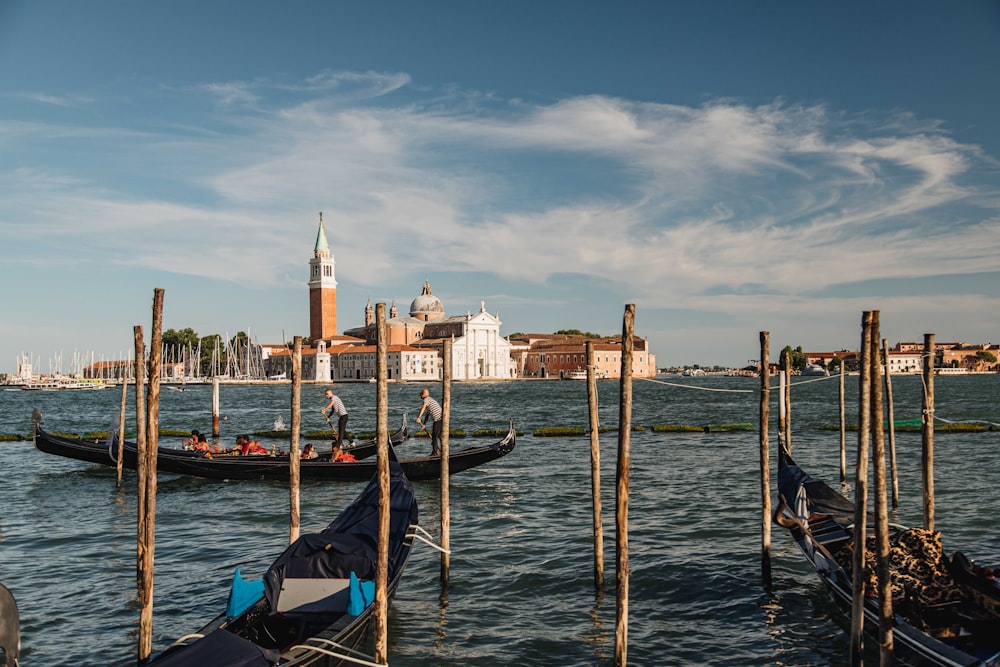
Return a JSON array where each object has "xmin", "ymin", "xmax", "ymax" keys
[{"xmin": 639, "ymin": 377, "xmax": 754, "ymax": 393}]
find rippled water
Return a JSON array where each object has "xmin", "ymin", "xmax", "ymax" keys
[{"xmin": 1, "ymin": 375, "xmax": 998, "ymax": 666}]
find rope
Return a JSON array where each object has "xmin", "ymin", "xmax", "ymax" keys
[
  {"xmin": 289, "ymin": 637, "xmax": 387, "ymax": 667},
  {"xmin": 639, "ymin": 377, "xmax": 754, "ymax": 393},
  {"xmin": 412, "ymin": 525, "xmax": 451, "ymax": 554}
]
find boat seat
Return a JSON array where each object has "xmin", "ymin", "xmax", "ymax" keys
[
  {"xmin": 275, "ymin": 578, "xmax": 351, "ymax": 613},
  {"xmin": 807, "ymin": 516, "xmax": 851, "ymax": 546}
]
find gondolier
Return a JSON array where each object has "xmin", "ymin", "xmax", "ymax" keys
[
  {"xmin": 322, "ymin": 388, "xmax": 349, "ymax": 448},
  {"xmin": 416, "ymin": 388, "xmax": 443, "ymax": 457}
]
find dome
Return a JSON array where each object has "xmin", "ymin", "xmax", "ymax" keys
[{"xmin": 410, "ymin": 280, "xmax": 444, "ymax": 318}]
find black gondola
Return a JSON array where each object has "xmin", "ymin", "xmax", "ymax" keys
[
  {"xmin": 776, "ymin": 444, "xmax": 1000, "ymax": 666},
  {"xmin": 146, "ymin": 453, "xmax": 419, "ymax": 666},
  {"xmin": 33, "ymin": 418, "xmax": 516, "ymax": 482}
]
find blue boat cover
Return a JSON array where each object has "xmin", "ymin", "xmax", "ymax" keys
[
  {"xmin": 148, "ymin": 628, "xmax": 280, "ymax": 666},
  {"xmin": 263, "ymin": 461, "xmax": 418, "ymax": 611},
  {"xmin": 348, "ymin": 571, "xmax": 375, "ymax": 616}
]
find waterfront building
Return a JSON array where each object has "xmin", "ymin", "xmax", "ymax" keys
[
  {"xmin": 511, "ymin": 334, "xmax": 657, "ymax": 379},
  {"xmin": 413, "ymin": 301, "xmax": 514, "ymax": 380}
]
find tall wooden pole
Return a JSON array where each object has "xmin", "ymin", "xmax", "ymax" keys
[
  {"xmin": 922, "ymin": 333, "xmax": 935, "ymax": 531},
  {"xmin": 440, "ymin": 337, "xmax": 452, "ymax": 584},
  {"xmin": 133, "ymin": 327, "xmax": 147, "ymax": 588},
  {"xmin": 373, "ymin": 303, "xmax": 390, "ymax": 665},
  {"xmin": 783, "ymin": 349, "xmax": 792, "ymax": 454},
  {"xmin": 882, "ymin": 339, "xmax": 899, "ymax": 509},
  {"xmin": 759, "ymin": 332, "xmax": 772, "ymax": 588},
  {"xmin": 614, "ymin": 304, "xmax": 634, "ymax": 667},
  {"xmin": 586, "ymin": 340, "xmax": 605, "ymax": 589},
  {"xmin": 117, "ymin": 377, "xmax": 128, "ymax": 486},
  {"xmin": 757, "ymin": 331, "xmax": 771, "ymax": 589},
  {"xmin": 289, "ymin": 337, "xmax": 302, "ymax": 544},
  {"xmin": 139, "ymin": 288, "xmax": 163, "ymax": 662},
  {"xmin": 849, "ymin": 311, "xmax": 873, "ymax": 667},
  {"xmin": 870, "ymin": 313, "xmax": 893, "ymax": 664},
  {"xmin": 211, "ymin": 377, "xmax": 221, "ymax": 438},
  {"xmin": 777, "ymin": 366, "xmax": 786, "ymax": 450},
  {"xmin": 839, "ymin": 358, "xmax": 847, "ymax": 484}
]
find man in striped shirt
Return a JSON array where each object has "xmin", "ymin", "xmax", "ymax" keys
[
  {"xmin": 416, "ymin": 388, "xmax": 443, "ymax": 457},
  {"xmin": 322, "ymin": 388, "xmax": 349, "ymax": 449}
]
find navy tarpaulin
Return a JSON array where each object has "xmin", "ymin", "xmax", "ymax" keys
[
  {"xmin": 263, "ymin": 461, "xmax": 417, "ymax": 610},
  {"xmin": 148, "ymin": 629, "xmax": 280, "ymax": 667}
]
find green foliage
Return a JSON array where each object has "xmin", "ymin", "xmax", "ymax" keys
[
  {"xmin": 471, "ymin": 428, "xmax": 525, "ymax": 437},
  {"xmin": 704, "ymin": 423, "xmax": 756, "ymax": 432},
  {"xmin": 532, "ymin": 426, "xmax": 586, "ymax": 437},
  {"xmin": 779, "ymin": 345, "xmax": 809, "ymax": 372},
  {"xmin": 0, "ymin": 433, "xmax": 24, "ymax": 442},
  {"xmin": 651, "ymin": 424, "xmax": 704, "ymax": 432},
  {"xmin": 163, "ymin": 327, "xmax": 200, "ymax": 349},
  {"xmin": 597, "ymin": 426, "xmax": 646, "ymax": 433},
  {"xmin": 554, "ymin": 329, "xmax": 602, "ymax": 338},
  {"xmin": 414, "ymin": 429, "xmax": 466, "ymax": 438},
  {"xmin": 976, "ymin": 350, "xmax": 997, "ymax": 363}
]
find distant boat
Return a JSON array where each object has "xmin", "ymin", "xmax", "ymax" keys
[
  {"xmin": 565, "ymin": 370, "xmax": 588, "ymax": 380},
  {"xmin": 800, "ymin": 363, "xmax": 829, "ymax": 377},
  {"xmin": 681, "ymin": 369, "xmax": 705, "ymax": 377}
]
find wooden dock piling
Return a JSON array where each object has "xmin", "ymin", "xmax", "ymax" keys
[
  {"xmin": 586, "ymin": 339, "xmax": 605, "ymax": 590},
  {"xmin": 133, "ymin": 327, "xmax": 147, "ymax": 587},
  {"xmin": 117, "ymin": 377, "xmax": 127, "ymax": 486},
  {"xmin": 614, "ymin": 304, "xmax": 634, "ymax": 667},
  {"xmin": 882, "ymin": 338, "xmax": 899, "ymax": 509},
  {"xmin": 758, "ymin": 331, "xmax": 771, "ymax": 588},
  {"xmin": 870, "ymin": 312, "xmax": 894, "ymax": 663},
  {"xmin": 211, "ymin": 377, "xmax": 220, "ymax": 438},
  {"xmin": 440, "ymin": 337, "xmax": 452, "ymax": 585},
  {"xmin": 138, "ymin": 288, "xmax": 163, "ymax": 662},
  {"xmin": 839, "ymin": 359, "xmax": 846, "ymax": 484},
  {"xmin": 849, "ymin": 311, "xmax": 873, "ymax": 667},
  {"xmin": 782, "ymin": 349, "xmax": 792, "ymax": 454},
  {"xmin": 374, "ymin": 303, "xmax": 390, "ymax": 665},
  {"xmin": 289, "ymin": 336, "xmax": 302, "ymax": 544},
  {"xmin": 922, "ymin": 333, "xmax": 935, "ymax": 531}
]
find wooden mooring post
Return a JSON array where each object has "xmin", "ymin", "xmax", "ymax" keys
[
  {"xmin": 922, "ymin": 333, "xmax": 935, "ymax": 531},
  {"xmin": 882, "ymin": 338, "xmax": 899, "ymax": 509},
  {"xmin": 782, "ymin": 349, "xmax": 792, "ymax": 454},
  {"xmin": 117, "ymin": 377, "xmax": 128, "ymax": 486},
  {"xmin": 373, "ymin": 303, "xmax": 390, "ymax": 664},
  {"xmin": 870, "ymin": 312, "xmax": 894, "ymax": 663},
  {"xmin": 133, "ymin": 327, "xmax": 147, "ymax": 586},
  {"xmin": 849, "ymin": 311, "xmax": 873, "ymax": 667},
  {"xmin": 614, "ymin": 304, "xmax": 634, "ymax": 667},
  {"xmin": 289, "ymin": 336, "xmax": 302, "ymax": 544},
  {"xmin": 586, "ymin": 339, "xmax": 605, "ymax": 589},
  {"xmin": 839, "ymin": 359, "xmax": 847, "ymax": 484},
  {"xmin": 778, "ymin": 366, "xmax": 786, "ymax": 450},
  {"xmin": 758, "ymin": 331, "xmax": 771, "ymax": 588},
  {"xmin": 212, "ymin": 377, "xmax": 221, "ymax": 438},
  {"xmin": 440, "ymin": 337, "xmax": 452, "ymax": 584},
  {"xmin": 138, "ymin": 288, "xmax": 163, "ymax": 662}
]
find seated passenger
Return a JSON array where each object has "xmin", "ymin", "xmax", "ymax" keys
[
  {"xmin": 302, "ymin": 443, "xmax": 319, "ymax": 460},
  {"xmin": 245, "ymin": 438, "xmax": 269, "ymax": 455},
  {"xmin": 229, "ymin": 435, "xmax": 246, "ymax": 455},
  {"xmin": 182, "ymin": 429, "xmax": 201, "ymax": 449},
  {"xmin": 330, "ymin": 444, "xmax": 357, "ymax": 463},
  {"xmin": 193, "ymin": 433, "xmax": 213, "ymax": 452}
]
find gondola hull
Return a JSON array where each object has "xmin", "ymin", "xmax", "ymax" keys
[
  {"xmin": 148, "ymin": 457, "xmax": 419, "ymax": 666},
  {"xmin": 33, "ymin": 419, "xmax": 515, "ymax": 482},
  {"xmin": 777, "ymin": 446, "xmax": 1000, "ymax": 667}
]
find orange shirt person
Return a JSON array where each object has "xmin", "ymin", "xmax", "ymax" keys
[{"xmin": 330, "ymin": 444, "xmax": 357, "ymax": 463}]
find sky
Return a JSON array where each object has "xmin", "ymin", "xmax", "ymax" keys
[{"xmin": 1, "ymin": 1, "xmax": 999, "ymax": 373}]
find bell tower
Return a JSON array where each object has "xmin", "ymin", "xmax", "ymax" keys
[{"xmin": 308, "ymin": 212, "xmax": 337, "ymax": 341}]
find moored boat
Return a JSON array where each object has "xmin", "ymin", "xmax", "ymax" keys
[
  {"xmin": 33, "ymin": 416, "xmax": 516, "ymax": 482},
  {"xmin": 146, "ymin": 451, "xmax": 419, "ymax": 666},
  {"xmin": 776, "ymin": 444, "xmax": 1000, "ymax": 666}
]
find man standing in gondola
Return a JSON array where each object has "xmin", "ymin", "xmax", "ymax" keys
[
  {"xmin": 322, "ymin": 387, "xmax": 349, "ymax": 449},
  {"xmin": 416, "ymin": 388, "xmax": 442, "ymax": 457}
]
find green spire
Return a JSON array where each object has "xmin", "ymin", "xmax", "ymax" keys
[{"xmin": 314, "ymin": 212, "xmax": 330, "ymax": 255}]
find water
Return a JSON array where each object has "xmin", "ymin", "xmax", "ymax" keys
[{"xmin": 1, "ymin": 375, "xmax": 998, "ymax": 666}]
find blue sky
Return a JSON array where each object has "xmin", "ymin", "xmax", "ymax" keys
[{"xmin": 1, "ymin": 1, "xmax": 998, "ymax": 374}]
